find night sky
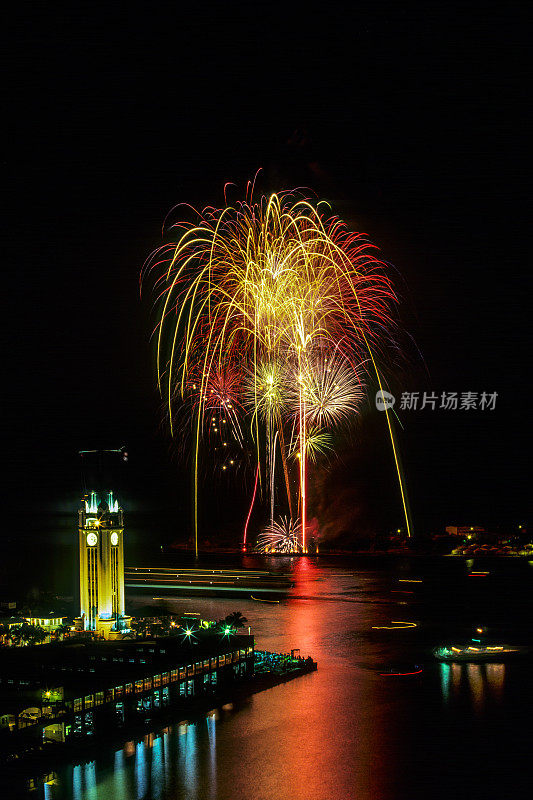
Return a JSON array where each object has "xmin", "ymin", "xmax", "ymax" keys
[{"xmin": 4, "ymin": 2, "xmax": 529, "ymax": 558}]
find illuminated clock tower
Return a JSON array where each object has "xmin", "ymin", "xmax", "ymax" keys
[{"xmin": 76, "ymin": 491, "xmax": 132, "ymax": 639}]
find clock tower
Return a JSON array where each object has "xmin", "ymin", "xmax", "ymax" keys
[{"xmin": 76, "ymin": 491, "xmax": 132, "ymax": 639}]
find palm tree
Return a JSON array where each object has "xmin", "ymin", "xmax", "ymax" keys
[
  {"xmin": 55, "ymin": 623, "xmax": 71, "ymax": 641},
  {"xmin": 10, "ymin": 622, "xmax": 33, "ymax": 646},
  {"xmin": 224, "ymin": 611, "xmax": 248, "ymax": 629},
  {"xmin": 0, "ymin": 624, "xmax": 9, "ymax": 646},
  {"xmin": 133, "ymin": 618, "xmax": 151, "ymax": 638},
  {"xmin": 29, "ymin": 626, "xmax": 48, "ymax": 646},
  {"xmin": 7, "ymin": 625, "xmax": 21, "ymax": 646}
]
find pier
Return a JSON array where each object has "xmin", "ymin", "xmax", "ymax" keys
[{"xmin": 0, "ymin": 636, "xmax": 317, "ymax": 776}]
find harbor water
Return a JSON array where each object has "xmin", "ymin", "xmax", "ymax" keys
[{"xmin": 13, "ymin": 556, "xmax": 533, "ymax": 799}]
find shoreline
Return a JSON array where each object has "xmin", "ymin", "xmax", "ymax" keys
[{"xmin": 160, "ymin": 551, "xmax": 532, "ymax": 559}]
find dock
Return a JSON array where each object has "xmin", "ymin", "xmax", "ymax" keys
[{"xmin": 0, "ymin": 635, "xmax": 317, "ymax": 787}]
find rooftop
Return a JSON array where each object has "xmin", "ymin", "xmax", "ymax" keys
[{"xmin": 0, "ymin": 632, "xmax": 254, "ymax": 694}]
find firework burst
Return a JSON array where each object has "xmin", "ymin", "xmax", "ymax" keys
[
  {"xmin": 291, "ymin": 348, "xmax": 366, "ymax": 430},
  {"xmin": 255, "ymin": 517, "xmax": 303, "ymax": 554},
  {"xmin": 143, "ymin": 185, "xmax": 409, "ymax": 554},
  {"xmin": 300, "ymin": 427, "xmax": 334, "ymax": 464}
]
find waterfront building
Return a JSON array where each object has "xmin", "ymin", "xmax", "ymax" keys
[
  {"xmin": 446, "ymin": 525, "xmax": 486, "ymax": 538},
  {"xmin": 23, "ymin": 611, "xmax": 66, "ymax": 632},
  {"xmin": 74, "ymin": 491, "xmax": 132, "ymax": 638},
  {"xmin": 0, "ymin": 610, "xmax": 67, "ymax": 647},
  {"xmin": 0, "ymin": 632, "xmax": 254, "ymax": 747}
]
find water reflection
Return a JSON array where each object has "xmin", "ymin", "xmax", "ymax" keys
[
  {"xmin": 181, "ymin": 721, "xmax": 198, "ymax": 795},
  {"xmin": 86, "ymin": 762, "xmax": 97, "ymax": 800},
  {"xmin": 135, "ymin": 740, "xmax": 148, "ymax": 799},
  {"xmin": 439, "ymin": 663, "xmax": 450, "ymax": 703},
  {"xmin": 451, "ymin": 663, "xmax": 462, "ymax": 693},
  {"xmin": 64, "ymin": 719, "xmax": 219, "ymax": 800},
  {"xmin": 467, "ymin": 663, "xmax": 484, "ymax": 711},
  {"xmin": 440, "ymin": 662, "xmax": 506, "ymax": 711},
  {"xmin": 123, "ymin": 740, "xmax": 135, "ymax": 758},
  {"xmin": 113, "ymin": 749, "xmax": 127, "ymax": 798},
  {"xmin": 207, "ymin": 713, "xmax": 217, "ymax": 798},
  {"xmin": 151, "ymin": 733, "xmax": 164, "ymax": 800},
  {"xmin": 72, "ymin": 765, "xmax": 82, "ymax": 800},
  {"xmin": 486, "ymin": 663, "xmax": 505, "ymax": 700}
]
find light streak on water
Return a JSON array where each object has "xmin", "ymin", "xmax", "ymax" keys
[
  {"xmin": 135, "ymin": 741, "xmax": 148, "ymax": 799},
  {"xmin": 466, "ymin": 664, "xmax": 484, "ymax": 712},
  {"xmin": 72, "ymin": 765, "xmax": 82, "ymax": 800},
  {"xmin": 440, "ymin": 663, "xmax": 451, "ymax": 703},
  {"xmin": 486, "ymin": 663, "xmax": 505, "ymax": 701},
  {"xmin": 151, "ymin": 734, "xmax": 164, "ymax": 800},
  {"xmin": 207, "ymin": 713, "xmax": 217, "ymax": 799}
]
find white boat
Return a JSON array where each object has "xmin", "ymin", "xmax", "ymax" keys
[{"xmin": 433, "ymin": 644, "xmax": 530, "ymax": 662}]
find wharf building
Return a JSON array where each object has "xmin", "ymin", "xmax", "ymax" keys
[
  {"xmin": 445, "ymin": 525, "xmax": 486, "ymax": 538},
  {"xmin": 0, "ymin": 633, "xmax": 255, "ymax": 746}
]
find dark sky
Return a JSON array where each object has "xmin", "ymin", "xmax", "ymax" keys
[{"xmin": 4, "ymin": 1, "xmax": 530, "ymax": 549}]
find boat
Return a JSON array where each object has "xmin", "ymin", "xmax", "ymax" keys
[
  {"xmin": 433, "ymin": 626, "xmax": 530, "ymax": 662},
  {"xmin": 433, "ymin": 644, "xmax": 530, "ymax": 662}
]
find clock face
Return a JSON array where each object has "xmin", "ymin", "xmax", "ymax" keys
[
  {"xmin": 110, "ymin": 532, "xmax": 119, "ymax": 546},
  {"xmin": 86, "ymin": 532, "xmax": 98, "ymax": 547}
]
